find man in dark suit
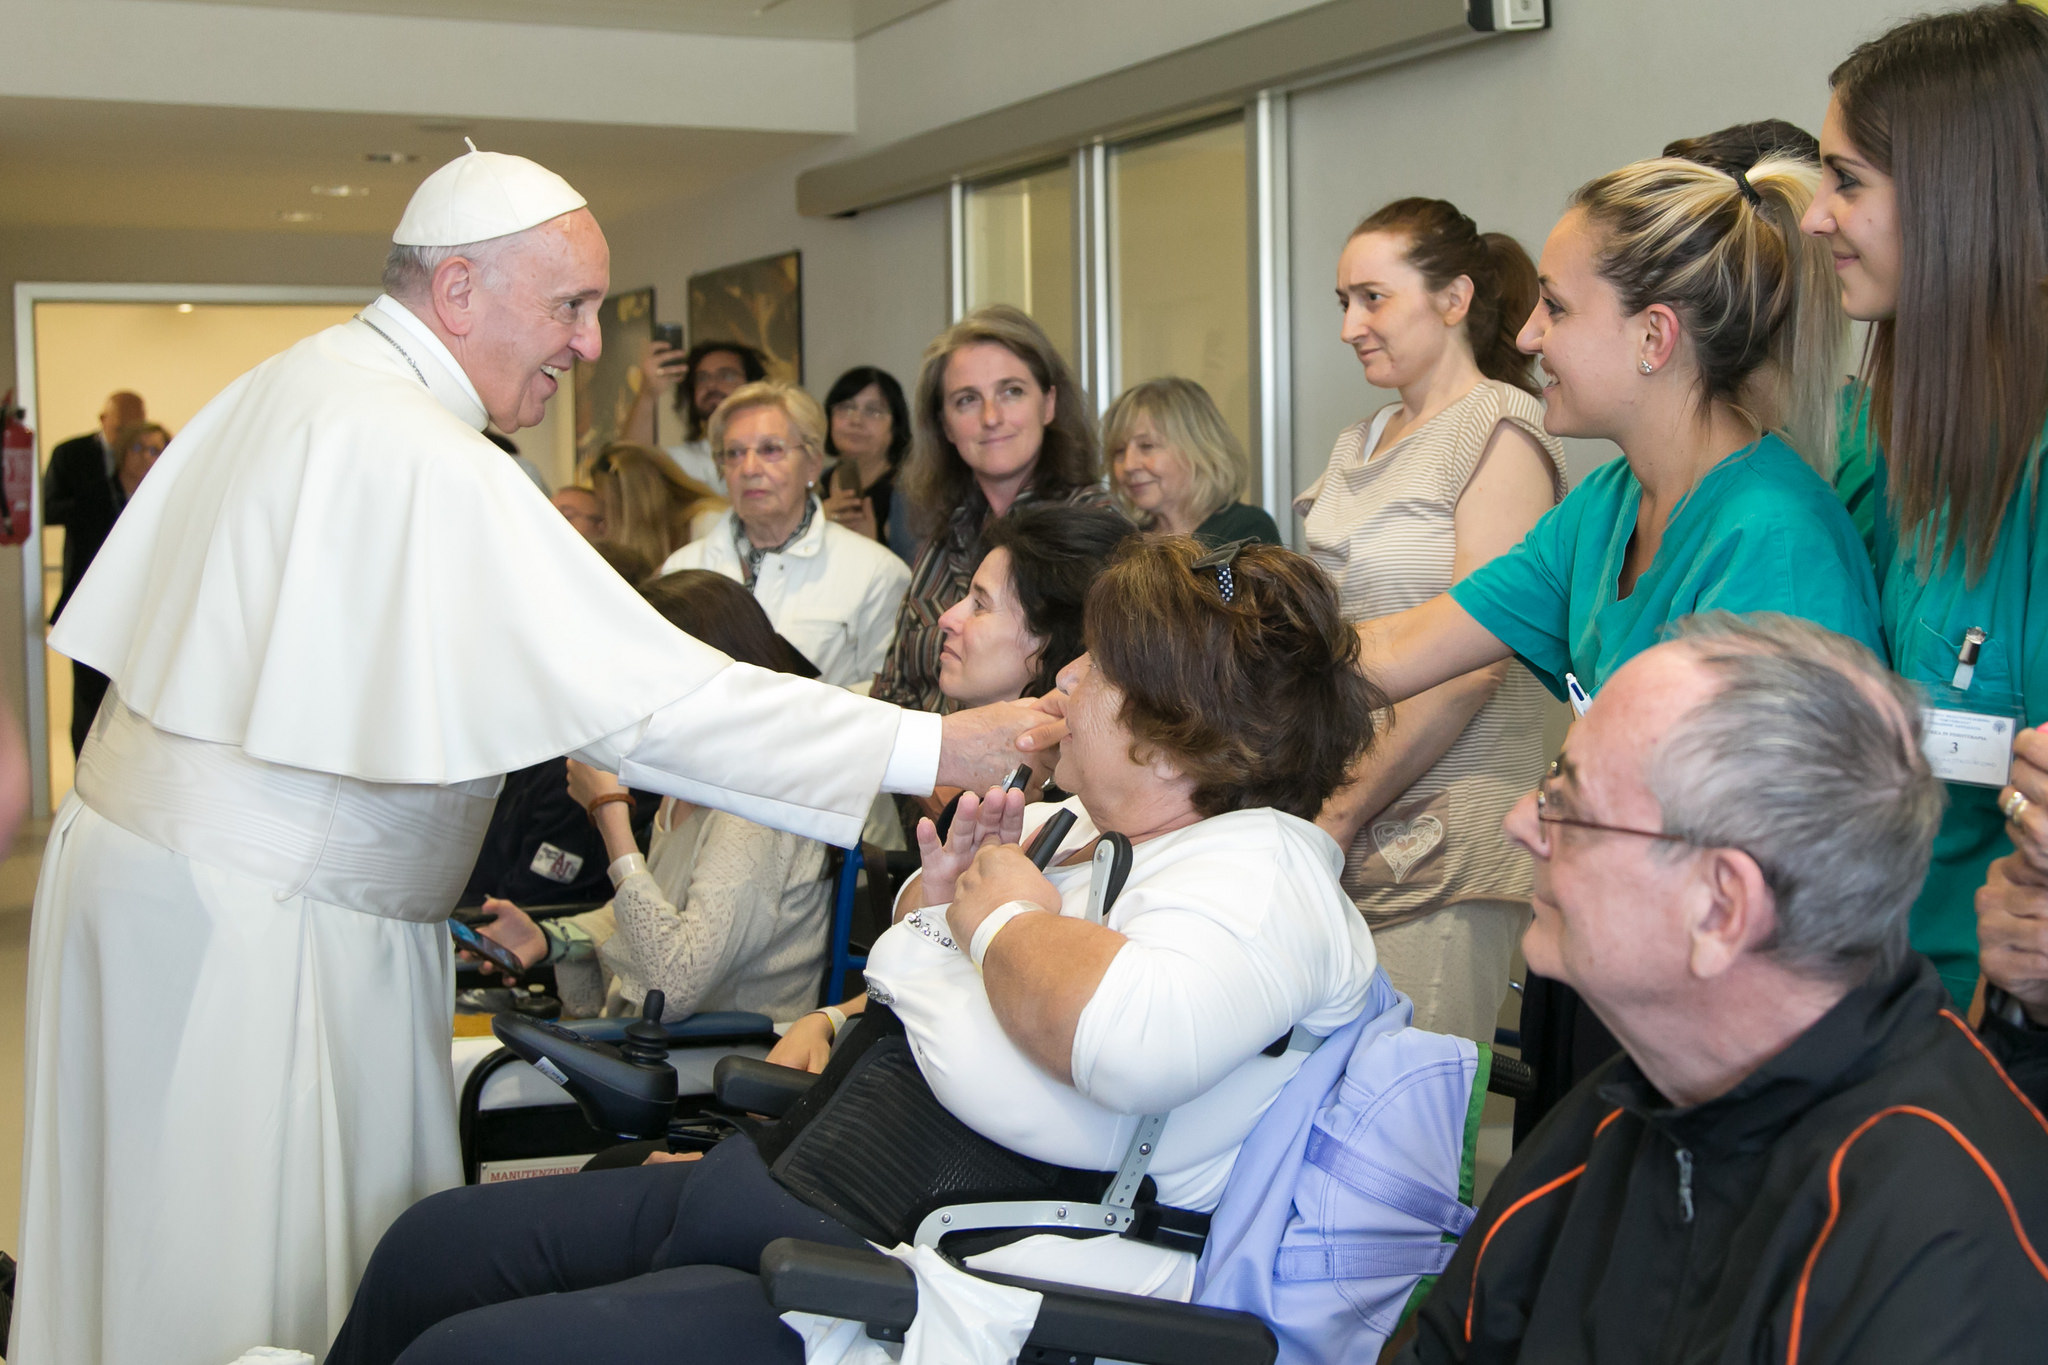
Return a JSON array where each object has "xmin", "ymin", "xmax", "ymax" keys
[{"xmin": 44, "ymin": 390, "xmax": 144, "ymax": 754}]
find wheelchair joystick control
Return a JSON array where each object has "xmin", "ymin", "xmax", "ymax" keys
[
  {"xmin": 618, "ymin": 990, "xmax": 671, "ymax": 1070},
  {"xmin": 490, "ymin": 991, "xmax": 680, "ymax": 1140}
]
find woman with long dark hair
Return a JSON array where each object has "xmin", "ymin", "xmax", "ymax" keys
[
  {"xmin": 1803, "ymin": 2, "xmax": 2048, "ymax": 1010},
  {"xmin": 818, "ymin": 365, "xmax": 914, "ymax": 560}
]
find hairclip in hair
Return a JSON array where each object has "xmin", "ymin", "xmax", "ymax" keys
[
  {"xmin": 1191, "ymin": 538, "xmax": 1254, "ymax": 604},
  {"xmin": 1732, "ymin": 167, "xmax": 1765, "ymax": 209}
]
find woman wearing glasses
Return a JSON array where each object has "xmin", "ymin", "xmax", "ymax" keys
[
  {"xmin": 662, "ymin": 382, "xmax": 910, "ymax": 692},
  {"xmin": 818, "ymin": 366, "xmax": 914, "ymax": 562}
]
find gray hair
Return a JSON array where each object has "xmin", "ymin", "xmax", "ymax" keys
[
  {"xmin": 380, "ymin": 237, "xmax": 512, "ymax": 300},
  {"xmin": 1645, "ymin": 612, "xmax": 1943, "ymax": 983}
]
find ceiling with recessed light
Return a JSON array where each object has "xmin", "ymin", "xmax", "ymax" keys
[{"xmin": 0, "ymin": 96, "xmax": 826, "ymax": 234}]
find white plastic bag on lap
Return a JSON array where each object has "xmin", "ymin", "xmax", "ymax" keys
[{"xmin": 787, "ymin": 1242, "xmax": 1043, "ymax": 1365}]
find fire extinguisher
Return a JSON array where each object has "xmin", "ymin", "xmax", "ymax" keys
[{"xmin": 0, "ymin": 391, "xmax": 32, "ymax": 546}]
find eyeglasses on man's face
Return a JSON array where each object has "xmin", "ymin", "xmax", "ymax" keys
[{"xmin": 1533, "ymin": 756, "xmax": 1690, "ymax": 845}]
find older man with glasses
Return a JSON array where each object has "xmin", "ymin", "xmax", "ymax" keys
[{"xmin": 1398, "ymin": 612, "xmax": 2048, "ymax": 1365}]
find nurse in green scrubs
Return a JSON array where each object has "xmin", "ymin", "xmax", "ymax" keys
[
  {"xmin": 1805, "ymin": 4, "xmax": 2048, "ymax": 1009},
  {"xmin": 1351, "ymin": 153, "xmax": 1875, "ymax": 1133},
  {"xmin": 1356, "ymin": 156, "xmax": 1878, "ymax": 711}
]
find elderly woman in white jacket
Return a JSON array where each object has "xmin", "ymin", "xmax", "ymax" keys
[
  {"xmin": 661, "ymin": 381, "xmax": 910, "ymax": 692},
  {"xmin": 329, "ymin": 536, "xmax": 1385, "ymax": 1365}
]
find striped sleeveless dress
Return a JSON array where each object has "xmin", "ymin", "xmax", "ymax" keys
[{"xmin": 1298, "ymin": 379, "xmax": 1567, "ymax": 931}]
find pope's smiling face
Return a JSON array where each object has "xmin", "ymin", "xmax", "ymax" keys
[{"xmin": 451, "ymin": 208, "xmax": 609, "ymax": 432}]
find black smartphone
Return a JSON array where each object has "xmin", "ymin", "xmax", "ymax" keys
[
  {"xmin": 449, "ymin": 917, "xmax": 526, "ymax": 976},
  {"xmin": 651, "ymin": 322, "xmax": 684, "ymax": 350}
]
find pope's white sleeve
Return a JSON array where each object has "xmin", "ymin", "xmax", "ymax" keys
[{"xmin": 572, "ymin": 661, "xmax": 942, "ymax": 847}]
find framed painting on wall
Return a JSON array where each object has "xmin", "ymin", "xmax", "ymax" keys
[
  {"xmin": 573, "ymin": 285, "xmax": 653, "ymax": 471},
  {"xmin": 687, "ymin": 251, "xmax": 802, "ymax": 385}
]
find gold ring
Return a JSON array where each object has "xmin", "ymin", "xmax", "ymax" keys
[{"xmin": 2002, "ymin": 789, "xmax": 2031, "ymax": 823}]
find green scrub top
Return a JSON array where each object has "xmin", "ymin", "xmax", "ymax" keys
[
  {"xmin": 1833, "ymin": 388, "xmax": 1881, "ymax": 559},
  {"xmin": 1450, "ymin": 432, "xmax": 1885, "ymax": 705},
  {"xmin": 1841, "ymin": 400, "xmax": 2048, "ymax": 1008}
]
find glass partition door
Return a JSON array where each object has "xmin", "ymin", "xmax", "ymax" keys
[
  {"xmin": 961, "ymin": 162, "xmax": 1077, "ymax": 367},
  {"xmin": 1109, "ymin": 118, "xmax": 1250, "ymax": 451}
]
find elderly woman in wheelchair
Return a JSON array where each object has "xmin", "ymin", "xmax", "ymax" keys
[{"xmin": 327, "ymin": 536, "xmax": 1386, "ymax": 1365}]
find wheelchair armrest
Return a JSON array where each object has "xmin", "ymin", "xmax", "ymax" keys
[
  {"xmin": 555, "ymin": 1011, "xmax": 777, "ymax": 1046},
  {"xmin": 1486, "ymin": 1052, "xmax": 1535, "ymax": 1101},
  {"xmin": 759, "ymin": 1238, "xmax": 1277, "ymax": 1365},
  {"xmin": 713, "ymin": 1056, "xmax": 818, "ymax": 1117}
]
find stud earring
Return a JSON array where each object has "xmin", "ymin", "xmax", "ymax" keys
[{"xmin": 1639, "ymin": 360, "xmax": 1654, "ymax": 375}]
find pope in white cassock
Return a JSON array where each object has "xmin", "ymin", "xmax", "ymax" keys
[{"xmin": 15, "ymin": 150, "xmax": 1047, "ymax": 1365}]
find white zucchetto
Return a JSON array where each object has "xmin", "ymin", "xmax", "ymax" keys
[{"xmin": 391, "ymin": 145, "xmax": 587, "ymax": 247}]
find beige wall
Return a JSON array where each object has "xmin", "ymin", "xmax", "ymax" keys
[
  {"xmin": 853, "ymin": 0, "xmax": 1337, "ymax": 149},
  {"xmin": 601, "ymin": 155, "xmax": 949, "ymax": 446},
  {"xmin": 1284, "ymin": 0, "xmax": 1931, "ymax": 499}
]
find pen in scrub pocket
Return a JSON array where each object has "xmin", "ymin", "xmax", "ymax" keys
[{"xmin": 1565, "ymin": 673, "xmax": 1592, "ymax": 718}]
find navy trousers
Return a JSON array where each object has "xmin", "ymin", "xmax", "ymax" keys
[{"xmin": 325, "ymin": 1135, "xmax": 869, "ymax": 1365}]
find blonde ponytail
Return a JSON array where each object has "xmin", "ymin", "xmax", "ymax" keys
[
  {"xmin": 1572, "ymin": 156, "xmax": 1847, "ymax": 473},
  {"xmin": 1740, "ymin": 158, "xmax": 1848, "ymax": 475}
]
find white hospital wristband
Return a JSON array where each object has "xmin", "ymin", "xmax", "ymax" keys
[
  {"xmin": 606, "ymin": 852, "xmax": 648, "ymax": 889},
  {"xmin": 969, "ymin": 900, "xmax": 1049, "ymax": 971}
]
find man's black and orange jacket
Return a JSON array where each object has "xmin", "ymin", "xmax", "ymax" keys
[{"xmin": 1402, "ymin": 959, "xmax": 2048, "ymax": 1363}]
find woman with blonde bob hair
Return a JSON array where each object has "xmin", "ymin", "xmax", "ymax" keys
[
  {"xmin": 1104, "ymin": 377, "xmax": 1279, "ymax": 545},
  {"xmin": 586, "ymin": 442, "xmax": 725, "ymax": 571},
  {"xmin": 1340, "ymin": 154, "xmax": 1884, "ymax": 1130},
  {"xmin": 873, "ymin": 305, "xmax": 1114, "ymax": 715},
  {"xmin": 664, "ymin": 380, "xmax": 911, "ymax": 691}
]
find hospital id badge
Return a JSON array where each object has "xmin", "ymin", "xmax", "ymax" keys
[{"xmin": 1920, "ymin": 705, "xmax": 2016, "ymax": 787}]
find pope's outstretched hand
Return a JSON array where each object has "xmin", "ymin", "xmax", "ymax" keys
[
  {"xmin": 1015, "ymin": 689, "xmax": 1069, "ymax": 757},
  {"xmin": 937, "ymin": 698, "xmax": 1063, "ymax": 791}
]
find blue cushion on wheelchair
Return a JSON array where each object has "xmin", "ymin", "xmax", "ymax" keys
[{"xmin": 554, "ymin": 1011, "xmax": 776, "ymax": 1043}]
